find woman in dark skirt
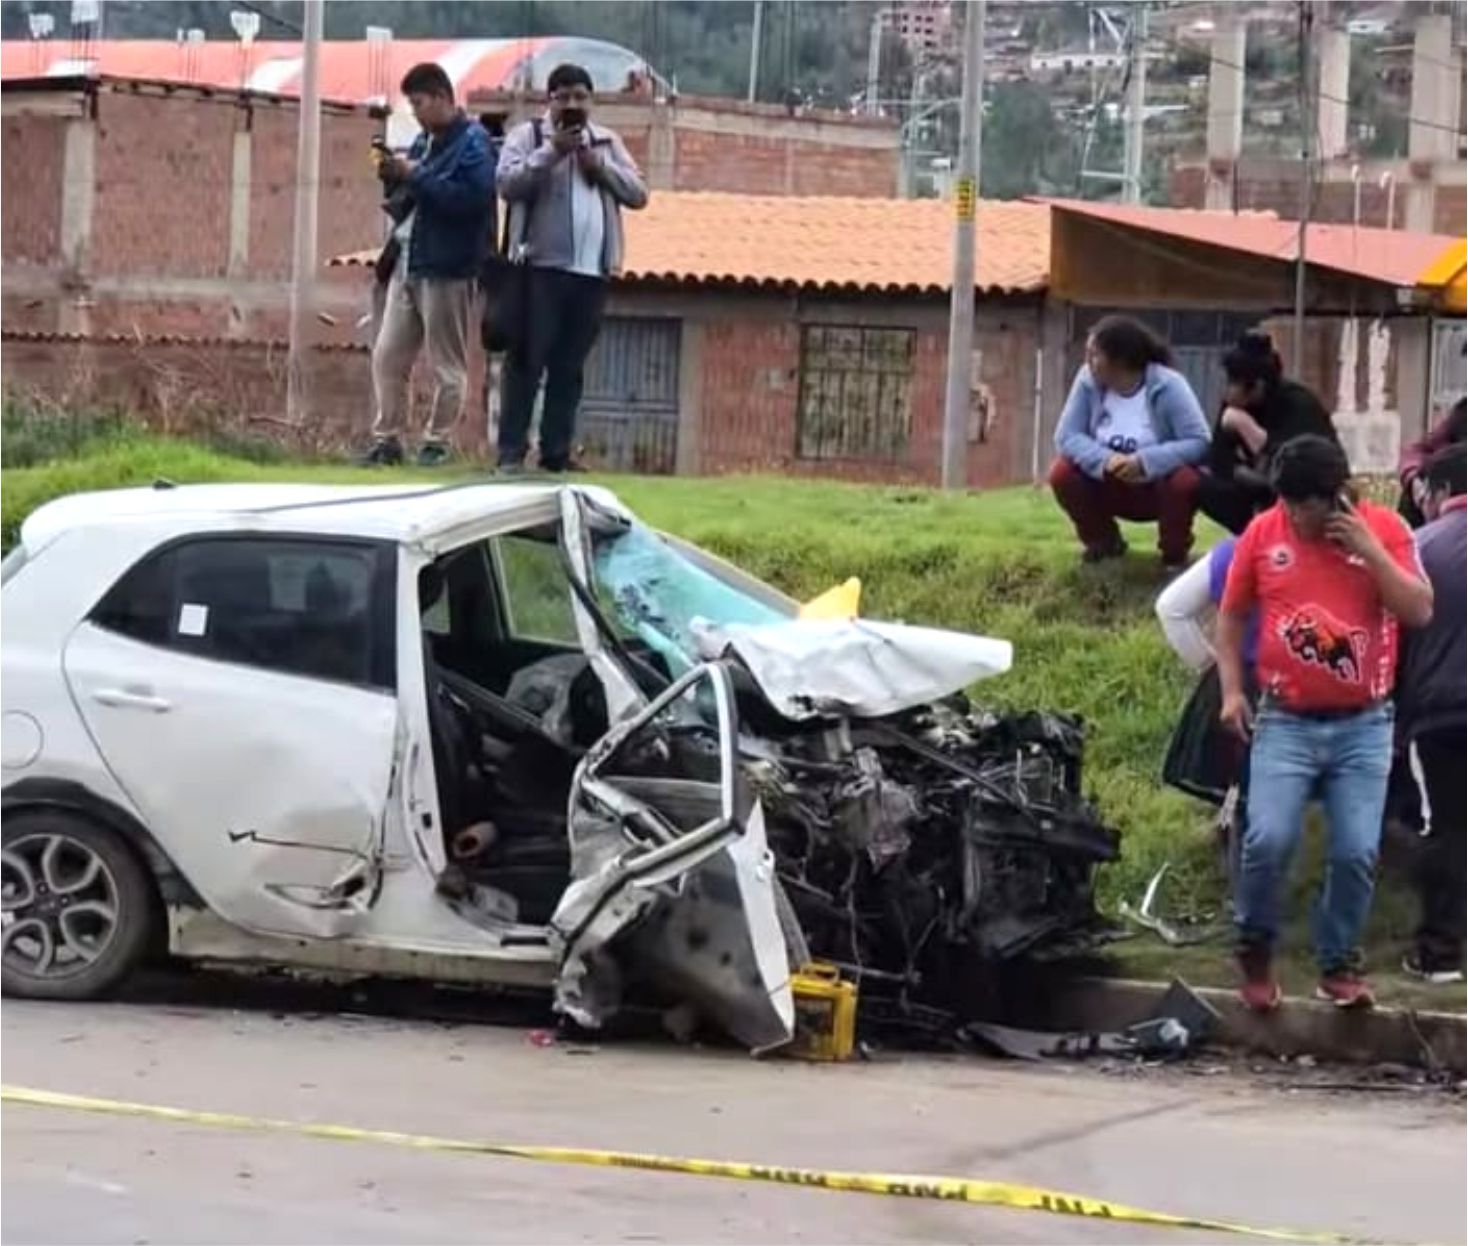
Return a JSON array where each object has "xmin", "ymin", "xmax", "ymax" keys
[{"xmin": 1155, "ymin": 537, "xmax": 1259, "ymax": 888}]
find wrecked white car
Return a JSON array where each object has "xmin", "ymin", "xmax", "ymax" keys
[{"xmin": 1, "ymin": 482, "xmax": 1117, "ymax": 1049}]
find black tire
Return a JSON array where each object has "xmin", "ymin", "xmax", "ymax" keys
[{"xmin": 1, "ymin": 810, "xmax": 155, "ymax": 1001}]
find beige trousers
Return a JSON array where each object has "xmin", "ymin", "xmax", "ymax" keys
[{"xmin": 370, "ymin": 269, "xmax": 476, "ymax": 444}]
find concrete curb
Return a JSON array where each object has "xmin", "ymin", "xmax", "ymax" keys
[{"xmin": 1014, "ymin": 976, "xmax": 1467, "ymax": 1075}]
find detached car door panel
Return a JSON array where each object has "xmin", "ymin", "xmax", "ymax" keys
[
  {"xmin": 551, "ymin": 663, "xmax": 795, "ymax": 1051},
  {"xmin": 63, "ymin": 535, "xmax": 401, "ymax": 939}
]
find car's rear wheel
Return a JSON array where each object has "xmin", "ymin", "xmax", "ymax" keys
[{"xmin": 1, "ymin": 812, "xmax": 154, "ymax": 1000}]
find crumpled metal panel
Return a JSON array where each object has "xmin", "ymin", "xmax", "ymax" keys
[
  {"xmin": 752, "ymin": 698, "xmax": 1120, "ymax": 1029},
  {"xmin": 691, "ymin": 618, "xmax": 1013, "ymax": 721}
]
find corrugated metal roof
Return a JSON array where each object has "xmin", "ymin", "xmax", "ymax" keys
[
  {"xmin": 332, "ymin": 192, "xmax": 1052, "ymax": 296},
  {"xmin": 0, "ymin": 72, "xmax": 360, "ymax": 110},
  {"xmin": 0, "ymin": 37, "xmax": 644, "ymax": 102},
  {"xmin": 1044, "ymin": 198, "xmax": 1461, "ymax": 290}
]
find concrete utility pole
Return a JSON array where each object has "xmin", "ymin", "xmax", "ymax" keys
[
  {"xmin": 286, "ymin": 0, "xmax": 324, "ymax": 426},
  {"xmin": 1292, "ymin": 0, "xmax": 1315, "ymax": 377},
  {"xmin": 865, "ymin": 6, "xmax": 883, "ymax": 116},
  {"xmin": 748, "ymin": 0, "xmax": 764, "ymax": 102},
  {"xmin": 1204, "ymin": 14, "xmax": 1246, "ymax": 210},
  {"xmin": 1122, "ymin": 4, "xmax": 1147, "ymax": 203},
  {"xmin": 942, "ymin": 0, "xmax": 985, "ymax": 491}
]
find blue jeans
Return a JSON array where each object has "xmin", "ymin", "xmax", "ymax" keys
[{"xmin": 1235, "ymin": 702, "xmax": 1393, "ymax": 971}]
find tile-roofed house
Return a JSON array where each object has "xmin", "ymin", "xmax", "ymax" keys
[
  {"xmin": 332, "ymin": 192, "xmax": 1052, "ymax": 297},
  {"xmin": 328, "ymin": 193, "xmax": 1057, "ymax": 485}
]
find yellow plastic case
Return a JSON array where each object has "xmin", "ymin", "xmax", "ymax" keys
[{"xmin": 787, "ymin": 962, "xmax": 858, "ymax": 1062}]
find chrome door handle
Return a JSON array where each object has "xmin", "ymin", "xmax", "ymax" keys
[{"xmin": 93, "ymin": 688, "xmax": 173, "ymax": 713}]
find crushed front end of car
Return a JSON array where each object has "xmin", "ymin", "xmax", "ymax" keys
[
  {"xmin": 744, "ymin": 700, "xmax": 1120, "ymax": 1035},
  {"xmin": 549, "ymin": 492, "xmax": 1121, "ymax": 1047}
]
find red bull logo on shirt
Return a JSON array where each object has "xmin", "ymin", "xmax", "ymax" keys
[{"xmin": 1280, "ymin": 607, "xmax": 1369, "ymax": 685}]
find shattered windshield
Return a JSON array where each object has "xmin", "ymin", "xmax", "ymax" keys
[{"xmin": 590, "ymin": 521, "xmax": 792, "ymax": 678}]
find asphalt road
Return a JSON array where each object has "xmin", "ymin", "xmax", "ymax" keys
[{"xmin": 2, "ymin": 986, "xmax": 1463, "ymax": 1246}]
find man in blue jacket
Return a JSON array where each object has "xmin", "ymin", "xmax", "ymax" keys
[{"xmin": 362, "ymin": 63, "xmax": 495, "ymax": 467}]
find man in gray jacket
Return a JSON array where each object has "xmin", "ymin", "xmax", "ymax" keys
[{"xmin": 495, "ymin": 63, "xmax": 649, "ymax": 472}]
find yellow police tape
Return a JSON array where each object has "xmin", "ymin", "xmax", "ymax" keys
[{"xmin": 1, "ymin": 1084, "xmax": 1372, "ymax": 1244}]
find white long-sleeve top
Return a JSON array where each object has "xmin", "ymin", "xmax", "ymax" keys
[{"xmin": 1155, "ymin": 553, "xmax": 1216, "ymax": 673}]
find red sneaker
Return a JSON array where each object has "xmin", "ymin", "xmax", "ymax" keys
[
  {"xmin": 1315, "ymin": 972, "xmax": 1375, "ymax": 1009},
  {"xmin": 1237, "ymin": 946, "xmax": 1282, "ymax": 1013}
]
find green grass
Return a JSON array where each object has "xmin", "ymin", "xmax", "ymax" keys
[{"xmin": 3, "ymin": 420, "xmax": 1455, "ymax": 1006}]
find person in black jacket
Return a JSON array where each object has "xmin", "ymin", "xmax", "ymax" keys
[
  {"xmin": 1196, "ymin": 332, "xmax": 1337, "ymax": 535},
  {"xmin": 1396, "ymin": 444, "xmax": 1467, "ymax": 983}
]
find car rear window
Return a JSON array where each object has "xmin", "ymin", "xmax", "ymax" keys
[{"xmin": 91, "ymin": 536, "xmax": 395, "ymax": 691}]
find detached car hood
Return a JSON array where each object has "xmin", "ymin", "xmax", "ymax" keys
[{"xmin": 690, "ymin": 618, "xmax": 1014, "ymax": 721}]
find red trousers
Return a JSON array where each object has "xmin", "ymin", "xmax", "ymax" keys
[{"xmin": 1048, "ymin": 457, "xmax": 1201, "ymax": 564}]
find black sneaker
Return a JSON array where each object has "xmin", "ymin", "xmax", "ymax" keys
[
  {"xmin": 495, "ymin": 460, "xmax": 526, "ymax": 477},
  {"xmin": 1402, "ymin": 952, "xmax": 1465, "ymax": 985},
  {"xmin": 416, "ymin": 441, "xmax": 452, "ymax": 468},
  {"xmin": 1081, "ymin": 538, "xmax": 1128, "ymax": 564},
  {"xmin": 358, "ymin": 437, "xmax": 404, "ymax": 467},
  {"xmin": 541, "ymin": 459, "xmax": 589, "ymax": 475}
]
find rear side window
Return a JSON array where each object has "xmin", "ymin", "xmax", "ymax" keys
[{"xmin": 92, "ymin": 537, "xmax": 396, "ymax": 691}]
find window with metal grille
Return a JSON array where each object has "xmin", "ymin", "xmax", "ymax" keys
[{"xmin": 796, "ymin": 325, "xmax": 915, "ymax": 461}]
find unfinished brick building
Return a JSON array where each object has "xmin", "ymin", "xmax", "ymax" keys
[{"xmin": 0, "ymin": 72, "xmax": 898, "ymax": 345}]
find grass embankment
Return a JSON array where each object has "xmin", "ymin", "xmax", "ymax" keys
[{"xmin": 3, "ymin": 409, "xmax": 1455, "ymax": 1007}]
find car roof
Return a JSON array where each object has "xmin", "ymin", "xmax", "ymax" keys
[{"xmin": 19, "ymin": 481, "xmax": 624, "ymax": 551}]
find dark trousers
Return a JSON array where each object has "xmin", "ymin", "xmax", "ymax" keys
[
  {"xmin": 1196, "ymin": 472, "xmax": 1271, "ymax": 537},
  {"xmin": 1414, "ymin": 728, "xmax": 1466, "ymax": 966},
  {"xmin": 1048, "ymin": 457, "xmax": 1201, "ymax": 564},
  {"xmin": 499, "ymin": 268, "xmax": 608, "ymax": 469}
]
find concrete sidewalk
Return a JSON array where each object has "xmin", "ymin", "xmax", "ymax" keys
[{"xmin": 1020, "ymin": 975, "xmax": 1467, "ymax": 1075}]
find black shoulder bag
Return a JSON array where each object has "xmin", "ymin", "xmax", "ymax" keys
[{"xmin": 480, "ymin": 119, "xmax": 541, "ymax": 356}]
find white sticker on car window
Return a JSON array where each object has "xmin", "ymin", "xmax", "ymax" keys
[{"xmin": 178, "ymin": 603, "xmax": 209, "ymax": 637}]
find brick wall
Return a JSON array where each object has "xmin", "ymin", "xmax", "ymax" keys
[
  {"xmin": 1434, "ymin": 186, "xmax": 1466, "ymax": 236},
  {"xmin": 477, "ymin": 91, "xmax": 900, "ymax": 199},
  {"xmin": 3, "ymin": 84, "xmax": 898, "ymax": 348},
  {"xmin": 1, "ymin": 85, "xmax": 384, "ymax": 341},
  {"xmin": 693, "ymin": 298, "xmax": 1036, "ymax": 487},
  {"xmin": 788, "ymin": 144, "xmax": 896, "ymax": 198},
  {"xmin": 0, "ymin": 112, "xmax": 65, "ymax": 265},
  {"xmin": 3, "ymin": 289, "xmax": 1041, "ymax": 485},
  {"xmin": 1, "ymin": 335, "xmax": 374, "ymax": 453},
  {"xmin": 1262, "ymin": 313, "xmax": 1407, "ymax": 414},
  {"xmin": 669, "ymin": 129, "xmax": 896, "ymax": 198},
  {"xmin": 248, "ymin": 101, "xmax": 381, "ymax": 279},
  {"xmin": 674, "ymin": 130, "xmax": 790, "ymax": 195},
  {"xmin": 91, "ymin": 92, "xmax": 235, "ymax": 278},
  {"xmin": 1171, "ymin": 161, "xmax": 1464, "ymax": 233}
]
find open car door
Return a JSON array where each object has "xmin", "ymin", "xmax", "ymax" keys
[{"xmin": 550, "ymin": 663, "xmax": 795, "ymax": 1052}]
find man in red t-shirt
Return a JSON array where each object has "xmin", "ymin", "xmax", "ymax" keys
[{"xmin": 1217, "ymin": 436, "xmax": 1433, "ymax": 1011}]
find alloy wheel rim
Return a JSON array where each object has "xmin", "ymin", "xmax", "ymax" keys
[{"xmin": 2, "ymin": 834, "xmax": 121, "ymax": 980}]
